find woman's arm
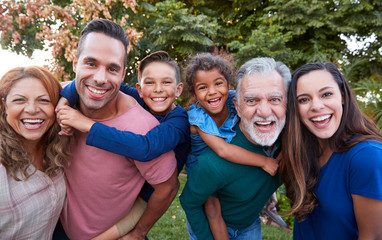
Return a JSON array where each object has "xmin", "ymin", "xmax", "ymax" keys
[
  {"xmin": 196, "ymin": 126, "xmax": 279, "ymax": 176},
  {"xmin": 352, "ymin": 194, "xmax": 382, "ymax": 239}
]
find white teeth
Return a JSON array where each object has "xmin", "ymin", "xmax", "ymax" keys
[
  {"xmin": 208, "ymin": 98, "xmax": 220, "ymax": 102},
  {"xmin": 312, "ymin": 115, "xmax": 331, "ymax": 122},
  {"xmin": 152, "ymin": 97, "xmax": 166, "ymax": 101},
  {"xmin": 88, "ymin": 86, "xmax": 106, "ymax": 95},
  {"xmin": 256, "ymin": 121, "xmax": 272, "ymax": 125},
  {"xmin": 22, "ymin": 119, "xmax": 43, "ymax": 124}
]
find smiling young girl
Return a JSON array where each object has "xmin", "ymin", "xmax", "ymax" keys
[
  {"xmin": 280, "ymin": 62, "xmax": 382, "ymax": 239},
  {"xmin": 184, "ymin": 53, "xmax": 281, "ymax": 239}
]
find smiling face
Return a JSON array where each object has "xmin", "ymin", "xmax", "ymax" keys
[
  {"xmin": 296, "ymin": 70, "xmax": 343, "ymax": 140},
  {"xmin": 234, "ymin": 71, "xmax": 286, "ymax": 146},
  {"xmin": 4, "ymin": 77, "xmax": 55, "ymax": 145},
  {"xmin": 137, "ymin": 62, "xmax": 183, "ymax": 115},
  {"xmin": 74, "ymin": 32, "xmax": 126, "ymax": 118},
  {"xmin": 193, "ymin": 69, "xmax": 229, "ymax": 122}
]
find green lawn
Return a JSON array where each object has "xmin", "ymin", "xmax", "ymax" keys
[{"xmin": 148, "ymin": 175, "xmax": 292, "ymax": 239}]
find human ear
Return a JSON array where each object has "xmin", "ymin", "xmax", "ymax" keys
[
  {"xmin": 233, "ymin": 97, "xmax": 241, "ymax": 118},
  {"xmin": 72, "ymin": 56, "xmax": 78, "ymax": 72},
  {"xmin": 136, "ymin": 83, "xmax": 143, "ymax": 98},
  {"xmin": 175, "ymin": 82, "xmax": 183, "ymax": 98}
]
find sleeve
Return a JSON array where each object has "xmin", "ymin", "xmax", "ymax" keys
[
  {"xmin": 119, "ymin": 83, "xmax": 146, "ymax": 106},
  {"xmin": 60, "ymin": 79, "xmax": 79, "ymax": 107},
  {"xmin": 86, "ymin": 109, "xmax": 189, "ymax": 162},
  {"xmin": 350, "ymin": 142, "xmax": 382, "ymax": 200},
  {"xmin": 134, "ymin": 150, "xmax": 177, "ymax": 185},
  {"xmin": 179, "ymin": 155, "xmax": 223, "ymax": 240}
]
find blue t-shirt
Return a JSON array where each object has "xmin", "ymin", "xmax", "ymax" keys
[
  {"xmin": 60, "ymin": 80, "xmax": 190, "ymax": 201},
  {"xmin": 293, "ymin": 140, "xmax": 382, "ymax": 240},
  {"xmin": 186, "ymin": 90, "xmax": 239, "ymax": 172}
]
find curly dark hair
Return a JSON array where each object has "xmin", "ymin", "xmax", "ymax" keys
[{"xmin": 184, "ymin": 53, "xmax": 234, "ymax": 96}]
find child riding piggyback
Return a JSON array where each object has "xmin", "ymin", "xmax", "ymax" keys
[{"xmin": 183, "ymin": 53, "xmax": 280, "ymax": 240}]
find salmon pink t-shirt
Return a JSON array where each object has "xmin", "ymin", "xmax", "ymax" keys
[{"xmin": 61, "ymin": 99, "xmax": 176, "ymax": 240}]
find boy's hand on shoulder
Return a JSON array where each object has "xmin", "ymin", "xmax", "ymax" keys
[
  {"xmin": 56, "ymin": 105, "xmax": 95, "ymax": 133},
  {"xmin": 55, "ymin": 97, "xmax": 70, "ymax": 113}
]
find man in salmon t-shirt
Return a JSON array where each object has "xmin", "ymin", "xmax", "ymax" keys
[{"xmin": 56, "ymin": 19, "xmax": 178, "ymax": 240}]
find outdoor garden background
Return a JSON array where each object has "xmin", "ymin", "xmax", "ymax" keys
[{"xmin": 1, "ymin": 0, "xmax": 381, "ymax": 239}]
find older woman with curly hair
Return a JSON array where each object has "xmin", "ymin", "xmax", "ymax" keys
[{"xmin": 0, "ymin": 66, "xmax": 72, "ymax": 239}]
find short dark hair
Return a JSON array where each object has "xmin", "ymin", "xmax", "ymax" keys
[
  {"xmin": 137, "ymin": 51, "xmax": 181, "ymax": 84},
  {"xmin": 76, "ymin": 19, "xmax": 129, "ymax": 68}
]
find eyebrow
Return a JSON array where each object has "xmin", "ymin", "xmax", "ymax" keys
[
  {"xmin": 319, "ymin": 86, "xmax": 333, "ymax": 92},
  {"xmin": 195, "ymin": 82, "xmax": 207, "ymax": 88},
  {"xmin": 297, "ymin": 86, "xmax": 334, "ymax": 98},
  {"xmin": 244, "ymin": 92, "xmax": 283, "ymax": 98},
  {"xmin": 83, "ymin": 56, "xmax": 122, "ymax": 70}
]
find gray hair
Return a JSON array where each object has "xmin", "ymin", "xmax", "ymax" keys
[{"xmin": 235, "ymin": 57, "xmax": 291, "ymax": 100}]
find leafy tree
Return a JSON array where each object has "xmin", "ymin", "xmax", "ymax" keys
[{"xmin": 1, "ymin": 0, "xmax": 381, "ymax": 127}]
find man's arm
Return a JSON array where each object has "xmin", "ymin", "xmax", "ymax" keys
[
  {"xmin": 179, "ymin": 153, "xmax": 223, "ymax": 240},
  {"xmin": 122, "ymin": 168, "xmax": 179, "ymax": 239}
]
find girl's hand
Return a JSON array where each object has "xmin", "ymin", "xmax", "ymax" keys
[
  {"xmin": 56, "ymin": 105, "xmax": 95, "ymax": 133},
  {"xmin": 262, "ymin": 157, "xmax": 279, "ymax": 176}
]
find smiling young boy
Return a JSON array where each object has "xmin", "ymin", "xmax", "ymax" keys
[{"xmin": 56, "ymin": 51, "xmax": 190, "ymax": 238}]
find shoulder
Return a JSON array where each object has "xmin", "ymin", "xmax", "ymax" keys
[
  {"xmin": 117, "ymin": 93, "xmax": 139, "ymax": 111},
  {"xmin": 187, "ymin": 103, "xmax": 214, "ymax": 128},
  {"xmin": 112, "ymin": 94, "xmax": 159, "ymax": 132},
  {"xmin": 336, "ymin": 140, "xmax": 382, "ymax": 180},
  {"xmin": 345, "ymin": 140, "xmax": 382, "ymax": 200},
  {"xmin": 346, "ymin": 140, "xmax": 382, "ymax": 158}
]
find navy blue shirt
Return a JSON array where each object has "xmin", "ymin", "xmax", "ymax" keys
[{"xmin": 60, "ymin": 80, "xmax": 190, "ymax": 201}]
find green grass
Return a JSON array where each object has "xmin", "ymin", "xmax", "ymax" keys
[{"xmin": 148, "ymin": 175, "xmax": 292, "ymax": 239}]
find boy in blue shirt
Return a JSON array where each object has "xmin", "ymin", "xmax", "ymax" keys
[{"xmin": 56, "ymin": 51, "xmax": 190, "ymax": 238}]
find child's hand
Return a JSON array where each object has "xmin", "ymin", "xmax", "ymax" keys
[
  {"xmin": 55, "ymin": 97, "xmax": 74, "ymax": 135},
  {"xmin": 262, "ymin": 157, "xmax": 279, "ymax": 176},
  {"xmin": 55, "ymin": 96, "xmax": 70, "ymax": 113},
  {"xmin": 56, "ymin": 105, "xmax": 95, "ymax": 133}
]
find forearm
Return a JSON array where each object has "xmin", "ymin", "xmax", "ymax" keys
[
  {"xmin": 130, "ymin": 169, "xmax": 179, "ymax": 237},
  {"xmin": 86, "ymin": 116, "xmax": 187, "ymax": 161},
  {"xmin": 60, "ymin": 79, "xmax": 79, "ymax": 106}
]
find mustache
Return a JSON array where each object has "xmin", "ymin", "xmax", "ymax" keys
[{"xmin": 251, "ymin": 116, "xmax": 278, "ymax": 123}]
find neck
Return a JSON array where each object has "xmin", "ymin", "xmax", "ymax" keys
[
  {"xmin": 210, "ymin": 104, "xmax": 229, "ymax": 128},
  {"xmin": 23, "ymin": 140, "xmax": 44, "ymax": 171},
  {"xmin": 318, "ymin": 139, "xmax": 333, "ymax": 167}
]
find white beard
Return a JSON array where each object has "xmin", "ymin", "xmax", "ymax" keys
[{"xmin": 241, "ymin": 115, "xmax": 285, "ymax": 146}]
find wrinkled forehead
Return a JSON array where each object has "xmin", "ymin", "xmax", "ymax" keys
[{"xmin": 240, "ymin": 72, "xmax": 286, "ymax": 98}]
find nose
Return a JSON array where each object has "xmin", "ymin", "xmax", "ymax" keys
[
  {"xmin": 25, "ymin": 101, "xmax": 40, "ymax": 114},
  {"xmin": 207, "ymin": 85, "xmax": 217, "ymax": 95},
  {"xmin": 311, "ymin": 97, "xmax": 324, "ymax": 111},
  {"xmin": 256, "ymin": 101, "xmax": 272, "ymax": 118},
  {"xmin": 153, "ymin": 83, "xmax": 163, "ymax": 93},
  {"xmin": 94, "ymin": 68, "xmax": 107, "ymax": 85}
]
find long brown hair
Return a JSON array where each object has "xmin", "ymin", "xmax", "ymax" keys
[
  {"xmin": 0, "ymin": 66, "xmax": 72, "ymax": 180},
  {"xmin": 280, "ymin": 62, "xmax": 382, "ymax": 220}
]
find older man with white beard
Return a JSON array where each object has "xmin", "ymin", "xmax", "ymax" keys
[{"xmin": 180, "ymin": 57, "xmax": 291, "ymax": 240}]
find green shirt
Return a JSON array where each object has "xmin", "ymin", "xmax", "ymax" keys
[{"xmin": 180, "ymin": 123, "xmax": 281, "ymax": 240}]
